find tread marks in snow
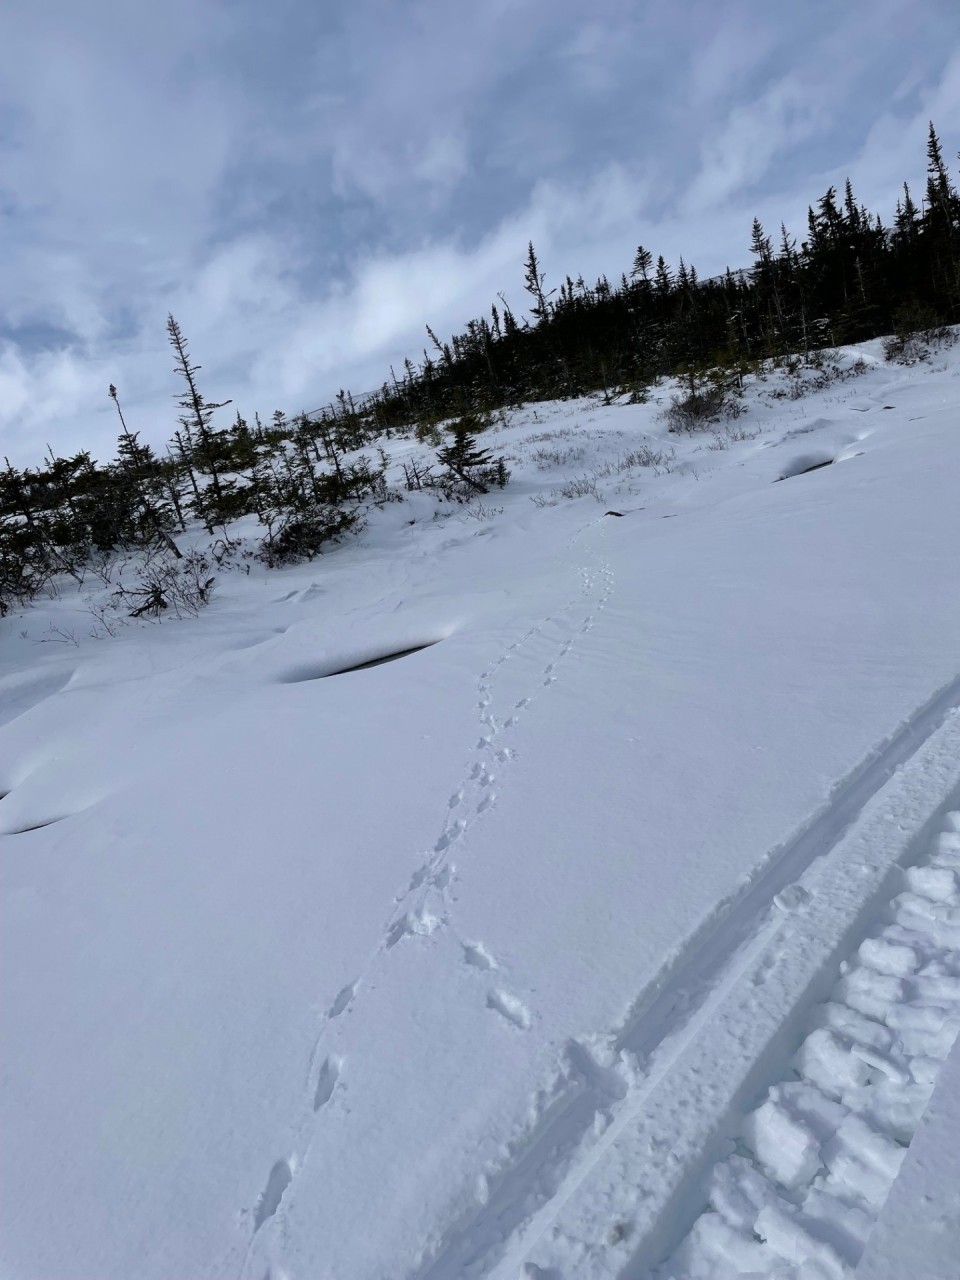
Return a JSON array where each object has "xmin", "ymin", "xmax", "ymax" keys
[{"xmin": 660, "ymin": 811, "xmax": 960, "ymax": 1278}]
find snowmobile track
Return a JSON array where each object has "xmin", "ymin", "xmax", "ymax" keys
[{"xmin": 408, "ymin": 671, "xmax": 960, "ymax": 1280}]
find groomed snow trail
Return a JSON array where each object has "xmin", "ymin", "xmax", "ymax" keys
[{"xmin": 414, "ymin": 695, "xmax": 960, "ymax": 1280}]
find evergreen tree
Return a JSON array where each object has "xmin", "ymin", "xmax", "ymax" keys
[
  {"xmin": 654, "ymin": 255, "xmax": 673, "ymax": 299},
  {"xmin": 109, "ymin": 385, "xmax": 181, "ymax": 554},
  {"xmin": 631, "ymin": 245, "xmax": 653, "ymax": 283},
  {"xmin": 166, "ymin": 314, "xmax": 234, "ymax": 532},
  {"xmin": 436, "ymin": 412, "xmax": 505, "ymax": 494},
  {"xmin": 922, "ymin": 123, "xmax": 959, "ymax": 306},
  {"xmin": 523, "ymin": 241, "xmax": 555, "ymax": 323}
]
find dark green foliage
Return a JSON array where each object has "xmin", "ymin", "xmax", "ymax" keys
[
  {"xmin": 523, "ymin": 241, "xmax": 555, "ymax": 324},
  {"xmin": 436, "ymin": 412, "xmax": 509, "ymax": 495},
  {"xmin": 882, "ymin": 300, "xmax": 956, "ymax": 364},
  {"xmin": 364, "ymin": 122, "xmax": 956, "ymax": 425},
  {"xmin": 110, "ymin": 385, "xmax": 182, "ymax": 554},
  {"xmin": 166, "ymin": 314, "xmax": 236, "ymax": 533},
  {"xmin": 256, "ymin": 503, "xmax": 357, "ymax": 567},
  {"xmin": 252, "ymin": 443, "xmax": 360, "ymax": 567}
]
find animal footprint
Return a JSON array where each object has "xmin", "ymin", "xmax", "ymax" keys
[
  {"xmin": 405, "ymin": 863, "xmax": 430, "ymax": 894},
  {"xmin": 477, "ymin": 792, "xmax": 496, "ymax": 814},
  {"xmin": 313, "ymin": 1056, "xmax": 342, "ymax": 1111},
  {"xmin": 463, "ymin": 941, "xmax": 497, "ymax": 970},
  {"xmin": 386, "ymin": 916, "xmax": 409, "ymax": 949},
  {"xmin": 327, "ymin": 980, "xmax": 358, "ymax": 1019},
  {"xmin": 386, "ymin": 904, "xmax": 440, "ymax": 949},
  {"xmin": 435, "ymin": 820, "xmax": 465, "ymax": 853},
  {"xmin": 431, "ymin": 864, "xmax": 454, "ymax": 891},
  {"xmin": 254, "ymin": 1158, "xmax": 293, "ymax": 1231},
  {"xmin": 487, "ymin": 989, "xmax": 532, "ymax": 1030}
]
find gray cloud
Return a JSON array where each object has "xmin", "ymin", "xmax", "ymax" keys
[{"xmin": 1, "ymin": 0, "xmax": 959, "ymax": 466}]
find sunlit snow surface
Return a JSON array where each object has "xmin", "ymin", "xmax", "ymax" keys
[{"xmin": 3, "ymin": 339, "xmax": 960, "ymax": 1279}]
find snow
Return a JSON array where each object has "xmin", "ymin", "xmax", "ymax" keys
[
  {"xmin": 855, "ymin": 939, "xmax": 960, "ymax": 1280},
  {"xmin": 657, "ymin": 799, "xmax": 960, "ymax": 1279},
  {"xmin": 3, "ymin": 339, "xmax": 960, "ymax": 1278}
]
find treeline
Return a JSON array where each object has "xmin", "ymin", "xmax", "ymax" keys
[
  {"xmin": 0, "ymin": 315, "xmax": 508, "ymax": 616},
  {"xmin": 1, "ymin": 124, "xmax": 958, "ymax": 618},
  {"xmin": 372, "ymin": 123, "xmax": 959, "ymax": 422}
]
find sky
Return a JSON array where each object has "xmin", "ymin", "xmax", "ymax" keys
[{"xmin": 1, "ymin": 0, "xmax": 959, "ymax": 468}]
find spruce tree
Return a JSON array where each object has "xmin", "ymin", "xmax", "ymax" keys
[
  {"xmin": 109, "ymin": 385, "xmax": 181, "ymax": 555},
  {"xmin": 631, "ymin": 245, "xmax": 653, "ymax": 283},
  {"xmin": 923, "ymin": 123, "xmax": 959, "ymax": 305},
  {"xmin": 523, "ymin": 241, "xmax": 554, "ymax": 323},
  {"xmin": 436, "ymin": 412, "xmax": 503, "ymax": 494},
  {"xmin": 166, "ymin": 315, "xmax": 233, "ymax": 532}
]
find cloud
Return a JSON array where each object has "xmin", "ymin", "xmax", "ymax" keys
[
  {"xmin": 685, "ymin": 74, "xmax": 830, "ymax": 213},
  {"xmin": 1, "ymin": 0, "xmax": 959, "ymax": 467}
]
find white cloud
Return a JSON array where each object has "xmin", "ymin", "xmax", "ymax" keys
[{"xmin": 1, "ymin": 0, "xmax": 959, "ymax": 468}]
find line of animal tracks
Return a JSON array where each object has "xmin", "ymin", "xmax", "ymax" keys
[{"xmin": 239, "ymin": 518, "xmax": 616, "ymax": 1280}]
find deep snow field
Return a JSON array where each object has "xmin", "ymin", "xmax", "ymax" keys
[{"xmin": 3, "ymin": 338, "xmax": 960, "ymax": 1280}]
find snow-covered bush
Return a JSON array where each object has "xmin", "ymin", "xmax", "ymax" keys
[
  {"xmin": 257, "ymin": 506, "xmax": 358, "ymax": 567},
  {"xmin": 111, "ymin": 548, "xmax": 216, "ymax": 619},
  {"xmin": 661, "ymin": 386, "xmax": 745, "ymax": 434},
  {"xmin": 883, "ymin": 306, "xmax": 956, "ymax": 365}
]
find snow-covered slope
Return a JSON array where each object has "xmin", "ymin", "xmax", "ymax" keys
[{"xmin": 2, "ymin": 340, "xmax": 960, "ymax": 1280}]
